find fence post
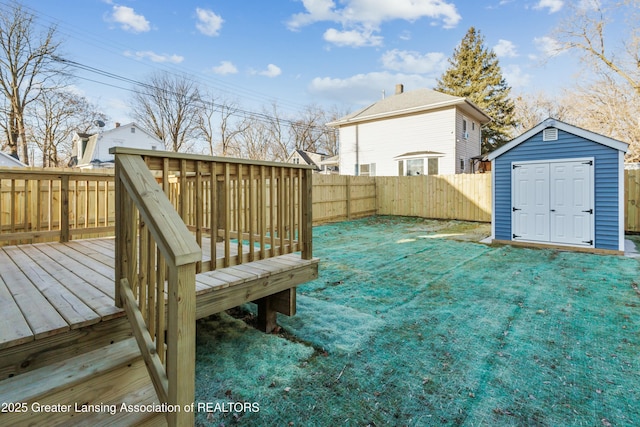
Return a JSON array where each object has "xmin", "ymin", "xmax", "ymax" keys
[
  {"xmin": 60, "ymin": 175, "xmax": 70, "ymax": 242},
  {"xmin": 301, "ymin": 168, "xmax": 313, "ymax": 260}
]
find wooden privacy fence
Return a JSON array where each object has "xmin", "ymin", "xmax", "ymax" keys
[
  {"xmin": 0, "ymin": 167, "xmax": 114, "ymax": 245},
  {"xmin": 312, "ymin": 173, "xmax": 491, "ymax": 223},
  {"xmin": 625, "ymin": 169, "xmax": 640, "ymax": 233},
  {"xmin": 376, "ymin": 174, "xmax": 492, "ymax": 222},
  {"xmin": 3, "ymin": 167, "xmax": 640, "ymax": 246}
]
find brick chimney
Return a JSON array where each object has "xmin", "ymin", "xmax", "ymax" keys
[
  {"xmin": 115, "ymin": 122, "xmax": 121, "ymax": 128},
  {"xmin": 395, "ymin": 84, "xmax": 404, "ymax": 95}
]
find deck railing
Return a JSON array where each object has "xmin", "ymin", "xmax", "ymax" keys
[
  {"xmin": 133, "ymin": 148, "xmax": 314, "ymax": 270},
  {"xmin": 111, "ymin": 148, "xmax": 313, "ymax": 426},
  {"xmin": 0, "ymin": 167, "xmax": 114, "ymax": 245},
  {"xmin": 114, "ymin": 152, "xmax": 201, "ymax": 426}
]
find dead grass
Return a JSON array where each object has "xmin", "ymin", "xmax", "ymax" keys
[{"xmin": 194, "ymin": 216, "xmax": 640, "ymax": 426}]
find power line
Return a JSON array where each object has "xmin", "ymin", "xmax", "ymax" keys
[
  {"xmin": 53, "ymin": 56, "xmax": 334, "ymax": 133},
  {"xmin": 3, "ymin": 0, "xmax": 314, "ymax": 115}
]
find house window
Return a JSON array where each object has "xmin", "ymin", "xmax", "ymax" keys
[
  {"xmin": 292, "ymin": 157, "xmax": 299, "ymax": 164},
  {"xmin": 463, "ymin": 119, "xmax": 468, "ymax": 139},
  {"xmin": 406, "ymin": 159, "xmax": 424, "ymax": 176},
  {"xmin": 427, "ymin": 158, "xmax": 438, "ymax": 175},
  {"xmin": 460, "ymin": 158, "xmax": 465, "ymax": 172},
  {"xmin": 130, "ymin": 127, "xmax": 136, "ymax": 134},
  {"xmin": 359, "ymin": 163, "xmax": 375, "ymax": 176}
]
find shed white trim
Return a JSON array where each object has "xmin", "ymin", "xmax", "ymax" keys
[
  {"xmin": 619, "ymin": 150, "xmax": 626, "ymax": 251},
  {"xmin": 487, "ymin": 118, "xmax": 628, "ymax": 160}
]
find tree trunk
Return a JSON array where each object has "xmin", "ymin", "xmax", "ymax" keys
[{"xmin": 17, "ymin": 113, "xmax": 29, "ymax": 165}]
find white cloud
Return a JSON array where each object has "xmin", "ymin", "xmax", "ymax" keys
[
  {"xmin": 534, "ymin": 0, "xmax": 564, "ymax": 13},
  {"xmin": 290, "ymin": 0, "xmax": 461, "ymax": 29},
  {"xmin": 124, "ymin": 50, "xmax": 184, "ymax": 63},
  {"xmin": 533, "ymin": 36, "xmax": 563, "ymax": 57},
  {"xmin": 309, "ymin": 71, "xmax": 435, "ymax": 105},
  {"xmin": 212, "ymin": 61, "xmax": 238, "ymax": 75},
  {"xmin": 110, "ymin": 5, "xmax": 150, "ymax": 33},
  {"xmin": 577, "ymin": 0, "xmax": 600, "ymax": 10},
  {"xmin": 288, "ymin": 0, "xmax": 461, "ymax": 47},
  {"xmin": 196, "ymin": 8, "xmax": 224, "ymax": 36},
  {"xmin": 380, "ymin": 49, "xmax": 446, "ymax": 74},
  {"xmin": 288, "ymin": 0, "xmax": 340, "ymax": 30},
  {"xmin": 258, "ymin": 64, "xmax": 282, "ymax": 78},
  {"xmin": 493, "ymin": 39, "xmax": 518, "ymax": 58},
  {"xmin": 323, "ymin": 28, "xmax": 383, "ymax": 47},
  {"xmin": 502, "ymin": 64, "xmax": 531, "ymax": 88}
]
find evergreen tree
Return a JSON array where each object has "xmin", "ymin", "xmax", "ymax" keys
[{"xmin": 436, "ymin": 27, "xmax": 516, "ymax": 153}]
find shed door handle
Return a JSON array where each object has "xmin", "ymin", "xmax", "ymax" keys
[{"xmin": 550, "ymin": 209, "xmax": 556, "ymax": 212}]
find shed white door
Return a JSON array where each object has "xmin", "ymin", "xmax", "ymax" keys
[
  {"xmin": 513, "ymin": 163, "xmax": 550, "ymax": 241},
  {"xmin": 512, "ymin": 160, "xmax": 593, "ymax": 246}
]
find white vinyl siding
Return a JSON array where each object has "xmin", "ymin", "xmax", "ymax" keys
[
  {"xmin": 339, "ymin": 107, "xmax": 458, "ymax": 176},
  {"xmin": 455, "ymin": 111, "xmax": 481, "ymax": 174}
]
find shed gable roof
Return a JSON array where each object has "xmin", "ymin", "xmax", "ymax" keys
[
  {"xmin": 488, "ymin": 117, "xmax": 629, "ymax": 160},
  {"xmin": 327, "ymin": 88, "xmax": 491, "ymax": 126}
]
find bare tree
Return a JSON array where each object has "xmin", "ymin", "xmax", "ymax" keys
[
  {"xmin": 511, "ymin": 91, "xmax": 573, "ymax": 135},
  {"xmin": 231, "ymin": 118, "xmax": 274, "ymax": 161},
  {"xmin": 555, "ymin": 0, "xmax": 640, "ymax": 95},
  {"xmin": 131, "ymin": 71, "xmax": 202, "ymax": 152},
  {"xmin": 565, "ymin": 75, "xmax": 640, "ymax": 161},
  {"xmin": 28, "ymin": 90, "xmax": 107, "ymax": 166},
  {"xmin": 196, "ymin": 92, "xmax": 252, "ymax": 157},
  {"xmin": 0, "ymin": 1, "xmax": 68, "ymax": 164},
  {"xmin": 262, "ymin": 102, "xmax": 292, "ymax": 161},
  {"xmin": 289, "ymin": 104, "xmax": 326, "ymax": 152}
]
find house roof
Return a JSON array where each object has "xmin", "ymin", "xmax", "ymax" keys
[
  {"xmin": 287, "ymin": 149, "xmax": 328, "ymax": 170},
  {"xmin": 318, "ymin": 155, "xmax": 339, "ymax": 166},
  {"xmin": 327, "ymin": 88, "xmax": 492, "ymax": 127},
  {"xmin": 487, "ymin": 117, "xmax": 629, "ymax": 161},
  {"xmin": 0, "ymin": 151, "xmax": 27, "ymax": 167},
  {"xmin": 394, "ymin": 151, "xmax": 444, "ymax": 159},
  {"xmin": 75, "ymin": 122, "xmax": 163, "ymax": 166}
]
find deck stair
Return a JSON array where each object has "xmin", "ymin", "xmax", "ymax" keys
[{"xmin": 0, "ymin": 337, "xmax": 166, "ymax": 426}]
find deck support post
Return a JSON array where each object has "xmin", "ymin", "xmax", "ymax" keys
[
  {"xmin": 255, "ymin": 287, "xmax": 297, "ymax": 333},
  {"xmin": 256, "ymin": 297, "xmax": 278, "ymax": 333}
]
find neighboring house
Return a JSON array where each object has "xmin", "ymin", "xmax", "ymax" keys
[
  {"xmin": 327, "ymin": 84, "xmax": 491, "ymax": 176},
  {"xmin": 318, "ymin": 155, "xmax": 339, "ymax": 174},
  {"xmin": 70, "ymin": 122, "xmax": 163, "ymax": 169},
  {"xmin": 488, "ymin": 117, "xmax": 628, "ymax": 254},
  {"xmin": 0, "ymin": 152, "xmax": 27, "ymax": 167},
  {"xmin": 286, "ymin": 149, "xmax": 338, "ymax": 174}
]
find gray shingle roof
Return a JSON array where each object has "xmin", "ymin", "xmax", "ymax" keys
[{"xmin": 327, "ymin": 88, "xmax": 491, "ymax": 126}]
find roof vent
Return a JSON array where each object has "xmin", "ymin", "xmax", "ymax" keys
[{"xmin": 543, "ymin": 128, "xmax": 558, "ymax": 141}]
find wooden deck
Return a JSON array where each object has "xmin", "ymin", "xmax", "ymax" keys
[{"xmin": 0, "ymin": 237, "xmax": 318, "ymax": 351}]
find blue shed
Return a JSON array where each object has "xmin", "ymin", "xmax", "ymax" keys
[{"xmin": 487, "ymin": 118, "xmax": 628, "ymax": 254}]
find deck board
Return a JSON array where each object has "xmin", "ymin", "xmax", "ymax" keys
[
  {"xmin": 19, "ymin": 244, "xmax": 121, "ymax": 320},
  {"xmin": 3, "ymin": 246, "xmax": 99, "ymax": 329},
  {"xmin": 0, "ymin": 237, "xmax": 318, "ymax": 351},
  {"xmin": 0, "ymin": 275, "xmax": 33, "ymax": 349},
  {"xmin": 0, "ymin": 249, "xmax": 69, "ymax": 340}
]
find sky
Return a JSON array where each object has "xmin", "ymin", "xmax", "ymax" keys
[{"xmin": 9, "ymin": 0, "xmax": 613, "ymax": 125}]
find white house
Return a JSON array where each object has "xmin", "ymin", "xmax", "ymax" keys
[
  {"xmin": 286, "ymin": 149, "xmax": 338, "ymax": 174},
  {"xmin": 0, "ymin": 151, "xmax": 27, "ymax": 167},
  {"xmin": 327, "ymin": 84, "xmax": 491, "ymax": 176},
  {"xmin": 70, "ymin": 122, "xmax": 163, "ymax": 169}
]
